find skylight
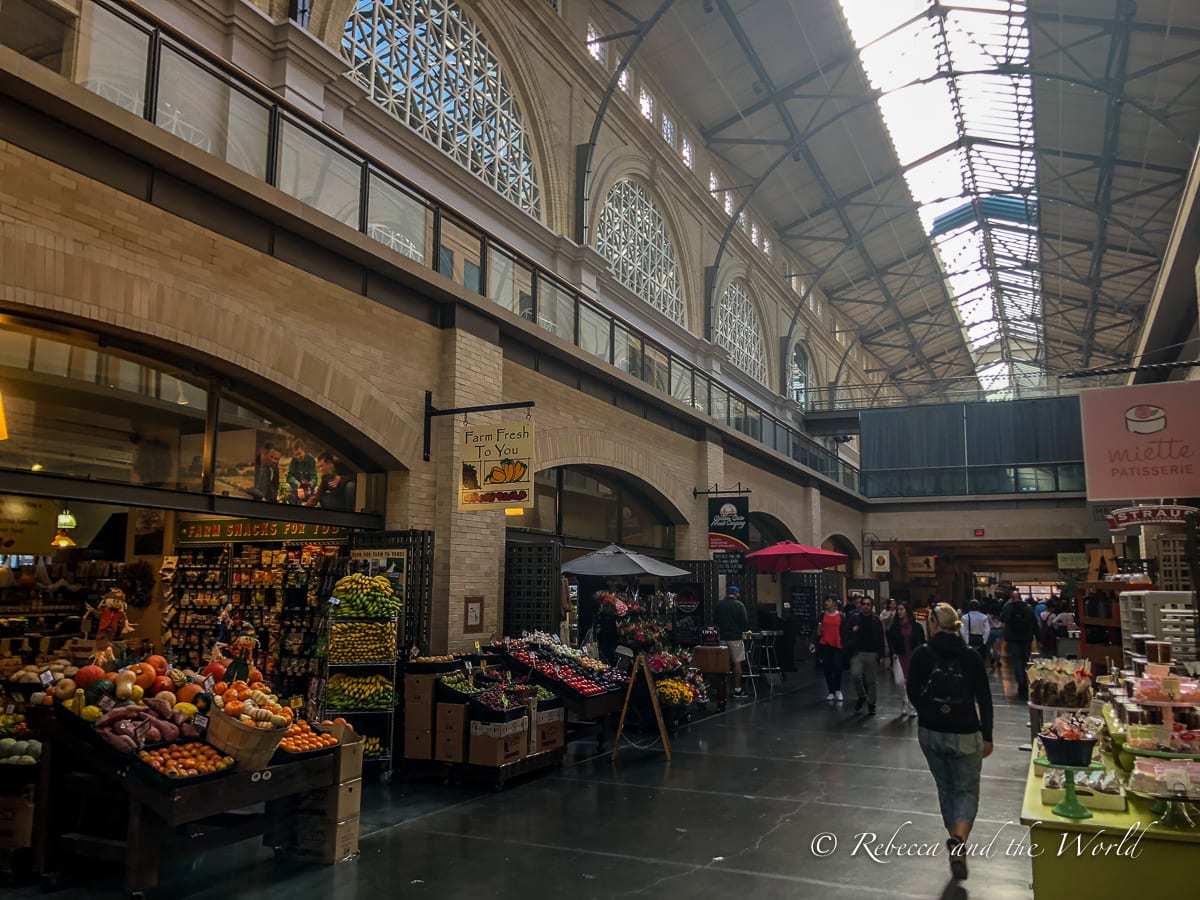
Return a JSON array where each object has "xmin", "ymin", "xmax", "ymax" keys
[{"xmin": 838, "ymin": 0, "xmax": 1042, "ymax": 399}]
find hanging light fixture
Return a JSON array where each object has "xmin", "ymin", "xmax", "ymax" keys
[
  {"xmin": 50, "ymin": 529, "xmax": 76, "ymax": 549},
  {"xmin": 57, "ymin": 503, "xmax": 77, "ymax": 530}
]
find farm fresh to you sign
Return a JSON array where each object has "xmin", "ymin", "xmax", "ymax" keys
[{"xmin": 459, "ymin": 420, "xmax": 536, "ymax": 511}]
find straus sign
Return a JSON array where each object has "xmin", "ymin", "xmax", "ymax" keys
[{"xmin": 708, "ymin": 497, "xmax": 749, "ymax": 551}]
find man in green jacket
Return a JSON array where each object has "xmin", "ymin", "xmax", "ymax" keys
[{"xmin": 715, "ymin": 585, "xmax": 750, "ymax": 699}]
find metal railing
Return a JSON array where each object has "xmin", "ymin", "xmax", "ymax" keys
[
  {"xmin": 4, "ymin": 0, "xmax": 862, "ymax": 494},
  {"xmin": 861, "ymin": 462, "xmax": 1085, "ymax": 498}
]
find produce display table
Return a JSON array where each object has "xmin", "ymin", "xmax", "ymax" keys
[
  {"xmin": 441, "ymin": 747, "xmax": 566, "ymax": 791},
  {"xmin": 34, "ymin": 713, "xmax": 338, "ymax": 897},
  {"xmin": 1020, "ymin": 757, "xmax": 1200, "ymax": 899},
  {"xmin": 560, "ymin": 690, "xmax": 625, "ymax": 751}
]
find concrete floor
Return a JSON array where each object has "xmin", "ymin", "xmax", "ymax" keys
[{"xmin": 23, "ymin": 663, "xmax": 1035, "ymax": 899}]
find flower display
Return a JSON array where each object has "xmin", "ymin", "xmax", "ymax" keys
[{"xmin": 656, "ymin": 677, "xmax": 697, "ymax": 707}]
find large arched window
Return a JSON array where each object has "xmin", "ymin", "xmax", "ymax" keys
[
  {"xmin": 791, "ymin": 343, "xmax": 810, "ymax": 408},
  {"xmin": 343, "ymin": 0, "xmax": 541, "ymax": 217},
  {"xmin": 716, "ymin": 279, "xmax": 767, "ymax": 384},
  {"xmin": 594, "ymin": 179, "xmax": 684, "ymax": 325}
]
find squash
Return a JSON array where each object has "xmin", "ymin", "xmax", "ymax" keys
[
  {"xmin": 193, "ymin": 692, "xmax": 212, "ymax": 715},
  {"xmin": 249, "ymin": 708, "xmax": 272, "ymax": 722},
  {"xmin": 223, "ymin": 701, "xmax": 244, "ymax": 718},
  {"xmin": 74, "ymin": 665, "xmax": 106, "ymax": 690},
  {"xmin": 52, "ymin": 678, "xmax": 77, "ymax": 702},
  {"xmin": 29, "ymin": 692, "xmax": 46, "ymax": 706},
  {"xmin": 115, "ymin": 680, "xmax": 134, "ymax": 701}
]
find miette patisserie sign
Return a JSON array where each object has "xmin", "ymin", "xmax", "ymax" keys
[{"xmin": 1080, "ymin": 381, "xmax": 1200, "ymax": 501}]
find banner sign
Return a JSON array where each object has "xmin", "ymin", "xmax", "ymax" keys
[
  {"xmin": 1106, "ymin": 505, "xmax": 1198, "ymax": 532},
  {"xmin": 175, "ymin": 518, "xmax": 349, "ymax": 545},
  {"xmin": 458, "ymin": 420, "xmax": 536, "ymax": 511},
  {"xmin": 1080, "ymin": 382, "xmax": 1200, "ymax": 501},
  {"xmin": 1056, "ymin": 552, "xmax": 1089, "ymax": 570},
  {"xmin": 707, "ymin": 497, "xmax": 749, "ymax": 551}
]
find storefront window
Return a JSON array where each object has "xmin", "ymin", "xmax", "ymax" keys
[
  {"xmin": 0, "ymin": 333, "xmax": 207, "ymax": 489},
  {"xmin": 560, "ymin": 470, "xmax": 618, "ymax": 542},
  {"xmin": 215, "ymin": 394, "xmax": 370, "ymax": 512}
]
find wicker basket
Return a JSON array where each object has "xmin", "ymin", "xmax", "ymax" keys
[{"xmin": 205, "ymin": 708, "xmax": 284, "ymax": 771}]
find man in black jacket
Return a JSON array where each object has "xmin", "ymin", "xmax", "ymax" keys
[
  {"xmin": 1000, "ymin": 588, "xmax": 1038, "ymax": 698},
  {"xmin": 849, "ymin": 596, "xmax": 886, "ymax": 715},
  {"xmin": 907, "ymin": 603, "xmax": 994, "ymax": 883}
]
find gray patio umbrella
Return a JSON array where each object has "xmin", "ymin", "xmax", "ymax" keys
[{"xmin": 560, "ymin": 544, "xmax": 691, "ymax": 578}]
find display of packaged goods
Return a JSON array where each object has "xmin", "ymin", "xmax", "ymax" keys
[
  {"xmin": 1040, "ymin": 768, "xmax": 1127, "ymax": 811},
  {"xmin": 1126, "ymin": 723, "xmax": 1200, "ymax": 754},
  {"xmin": 1127, "ymin": 757, "xmax": 1200, "ymax": 799},
  {"xmin": 1132, "ymin": 676, "xmax": 1200, "ymax": 704},
  {"xmin": 1027, "ymin": 659, "xmax": 1093, "ymax": 708}
]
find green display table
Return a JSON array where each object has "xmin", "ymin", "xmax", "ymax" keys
[{"xmin": 1020, "ymin": 757, "xmax": 1200, "ymax": 900}]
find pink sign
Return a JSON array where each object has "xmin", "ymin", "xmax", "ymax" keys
[{"xmin": 1080, "ymin": 381, "xmax": 1200, "ymax": 501}]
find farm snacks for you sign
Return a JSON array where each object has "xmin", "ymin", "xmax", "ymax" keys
[
  {"xmin": 1080, "ymin": 381, "xmax": 1200, "ymax": 501},
  {"xmin": 459, "ymin": 420, "xmax": 536, "ymax": 511}
]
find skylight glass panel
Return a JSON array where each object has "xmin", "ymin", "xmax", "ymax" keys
[{"xmin": 839, "ymin": 0, "xmax": 1042, "ymax": 398}]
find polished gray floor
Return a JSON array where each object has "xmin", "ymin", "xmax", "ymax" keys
[{"xmin": 23, "ymin": 661, "xmax": 1034, "ymax": 898}]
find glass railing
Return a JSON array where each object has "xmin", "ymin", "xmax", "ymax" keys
[
  {"xmin": 861, "ymin": 463, "xmax": 1086, "ymax": 498},
  {"xmin": 1, "ymin": 0, "xmax": 861, "ymax": 494}
]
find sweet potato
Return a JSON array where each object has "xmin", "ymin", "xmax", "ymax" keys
[
  {"xmin": 145, "ymin": 697, "xmax": 173, "ymax": 720},
  {"xmin": 96, "ymin": 706, "xmax": 142, "ymax": 727},
  {"xmin": 179, "ymin": 723, "xmax": 200, "ymax": 739},
  {"xmin": 170, "ymin": 709, "xmax": 189, "ymax": 727},
  {"xmin": 104, "ymin": 733, "xmax": 137, "ymax": 753},
  {"xmin": 156, "ymin": 719, "xmax": 180, "ymax": 742}
]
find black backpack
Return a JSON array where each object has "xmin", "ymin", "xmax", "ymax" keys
[{"xmin": 919, "ymin": 647, "xmax": 973, "ymax": 723}]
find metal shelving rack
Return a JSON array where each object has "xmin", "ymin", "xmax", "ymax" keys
[{"xmin": 320, "ymin": 614, "xmax": 401, "ymax": 782}]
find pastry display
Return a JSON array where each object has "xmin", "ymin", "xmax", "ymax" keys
[
  {"xmin": 1028, "ymin": 659, "xmax": 1094, "ymax": 708},
  {"xmin": 1127, "ymin": 758, "xmax": 1200, "ymax": 799}
]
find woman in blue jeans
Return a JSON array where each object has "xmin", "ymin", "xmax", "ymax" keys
[{"xmin": 906, "ymin": 603, "xmax": 994, "ymax": 883}]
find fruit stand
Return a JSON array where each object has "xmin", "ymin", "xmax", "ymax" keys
[{"xmin": 33, "ymin": 708, "xmax": 348, "ymax": 897}]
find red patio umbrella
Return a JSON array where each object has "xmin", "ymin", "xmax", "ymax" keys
[{"xmin": 743, "ymin": 541, "xmax": 849, "ymax": 573}]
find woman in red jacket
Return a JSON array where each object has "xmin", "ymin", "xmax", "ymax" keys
[{"xmin": 809, "ymin": 595, "xmax": 844, "ymax": 702}]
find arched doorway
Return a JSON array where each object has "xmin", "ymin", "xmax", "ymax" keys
[{"xmin": 502, "ymin": 465, "xmax": 682, "ymax": 639}]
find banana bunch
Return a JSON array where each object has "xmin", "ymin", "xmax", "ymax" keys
[
  {"xmin": 331, "ymin": 573, "xmax": 404, "ymax": 618},
  {"xmin": 329, "ymin": 621, "xmax": 397, "ymax": 664},
  {"xmin": 326, "ymin": 673, "xmax": 396, "ymax": 710},
  {"xmin": 362, "ymin": 735, "xmax": 384, "ymax": 757}
]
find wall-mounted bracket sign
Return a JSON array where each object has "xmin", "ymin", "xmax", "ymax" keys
[
  {"xmin": 1106, "ymin": 505, "xmax": 1198, "ymax": 532},
  {"xmin": 423, "ymin": 390, "xmax": 534, "ymax": 462}
]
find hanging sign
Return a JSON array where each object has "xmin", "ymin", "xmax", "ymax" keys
[
  {"xmin": 707, "ymin": 497, "xmax": 749, "ymax": 551},
  {"xmin": 175, "ymin": 517, "xmax": 349, "ymax": 545},
  {"xmin": 458, "ymin": 420, "xmax": 535, "ymax": 511},
  {"xmin": 0, "ymin": 496, "xmax": 58, "ymax": 555},
  {"xmin": 714, "ymin": 551, "xmax": 744, "ymax": 575},
  {"xmin": 1080, "ymin": 382, "xmax": 1200, "ymax": 501},
  {"xmin": 871, "ymin": 550, "xmax": 891, "ymax": 574},
  {"xmin": 1106, "ymin": 504, "xmax": 1198, "ymax": 532}
]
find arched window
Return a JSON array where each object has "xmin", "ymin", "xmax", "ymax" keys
[
  {"xmin": 716, "ymin": 279, "xmax": 767, "ymax": 384},
  {"xmin": 594, "ymin": 179, "xmax": 684, "ymax": 325},
  {"xmin": 791, "ymin": 343, "xmax": 810, "ymax": 408},
  {"xmin": 343, "ymin": 0, "xmax": 541, "ymax": 217}
]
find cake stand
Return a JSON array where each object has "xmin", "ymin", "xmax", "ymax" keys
[{"xmin": 1035, "ymin": 758, "xmax": 1105, "ymax": 819}]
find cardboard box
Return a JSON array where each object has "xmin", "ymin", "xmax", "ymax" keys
[
  {"xmin": 469, "ymin": 718, "xmax": 528, "ymax": 767},
  {"xmin": 435, "ymin": 729, "xmax": 468, "ymax": 763},
  {"xmin": 405, "ymin": 728, "xmax": 432, "ymax": 760},
  {"xmin": 405, "ymin": 674, "xmax": 437, "ymax": 706},
  {"xmin": 317, "ymin": 723, "xmax": 364, "ymax": 783},
  {"xmin": 293, "ymin": 814, "xmax": 360, "ymax": 864},
  {"xmin": 437, "ymin": 702, "xmax": 466, "ymax": 733},
  {"xmin": 406, "ymin": 700, "xmax": 434, "ymax": 733},
  {"xmin": 298, "ymin": 778, "xmax": 363, "ymax": 822},
  {"xmin": 536, "ymin": 707, "xmax": 565, "ymax": 725},
  {"xmin": 0, "ymin": 797, "xmax": 34, "ymax": 850},
  {"xmin": 537, "ymin": 720, "xmax": 566, "ymax": 753}
]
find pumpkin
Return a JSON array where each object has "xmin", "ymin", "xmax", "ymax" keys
[
  {"xmin": 52, "ymin": 678, "xmax": 77, "ymax": 702},
  {"xmin": 151, "ymin": 676, "xmax": 174, "ymax": 697},
  {"xmin": 73, "ymin": 665, "xmax": 106, "ymax": 690},
  {"xmin": 247, "ymin": 668, "xmax": 263, "ymax": 685},
  {"xmin": 224, "ymin": 701, "xmax": 244, "ymax": 717},
  {"xmin": 175, "ymin": 683, "xmax": 203, "ymax": 705},
  {"xmin": 145, "ymin": 655, "xmax": 169, "ymax": 677},
  {"xmin": 211, "ymin": 681, "xmax": 228, "ymax": 697},
  {"xmin": 129, "ymin": 663, "xmax": 157, "ymax": 691},
  {"xmin": 200, "ymin": 662, "xmax": 226, "ymax": 682}
]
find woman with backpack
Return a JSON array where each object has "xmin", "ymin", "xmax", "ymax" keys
[{"xmin": 906, "ymin": 603, "xmax": 994, "ymax": 883}]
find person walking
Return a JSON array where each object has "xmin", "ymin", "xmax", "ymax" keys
[
  {"xmin": 715, "ymin": 585, "xmax": 750, "ymax": 699},
  {"xmin": 1000, "ymin": 588, "xmax": 1038, "ymax": 699},
  {"xmin": 907, "ymin": 603, "xmax": 994, "ymax": 882},
  {"xmin": 809, "ymin": 595, "xmax": 845, "ymax": 702},
  {"xmin": 880, "ymin": 598, "xmax": 898, "ymax": 633},
  {"xmin": 960, "ymin": 600, "xmax": 990, "ymax": 663},
  {"xmin": 850, "ymin": 596, "xmax": 886, "ymax": 715},
  {"xmin": 886, "ymin": 602, "xmax": 925, "ymax": 716},
  {"xmin": 985, "ymin": 600, "xmax": 1004, "ymax": 672}
]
